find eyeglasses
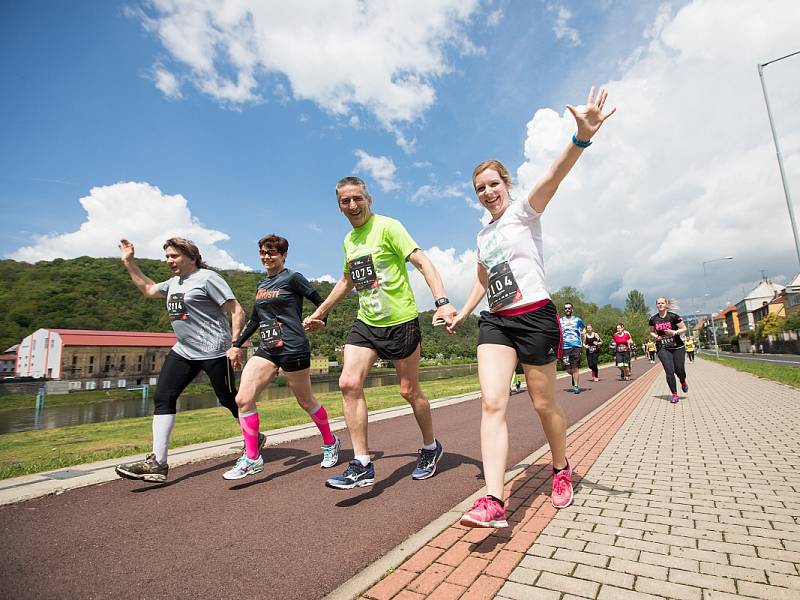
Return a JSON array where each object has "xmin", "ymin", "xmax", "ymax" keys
[
  {"xmin": 259, "ymin": 249, "xmax": 281, "ymax": 257},
  {"xmin": 338, "ymin": 195, "xmax": 367, "ymax": 206}
]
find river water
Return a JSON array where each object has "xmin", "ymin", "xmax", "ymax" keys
[{"xmin": 0, "ymin": 364, "xmax": 478, "ymax": 434}]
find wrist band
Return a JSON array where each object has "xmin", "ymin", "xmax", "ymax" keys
[{"xmin": 572, "ymin": 134, "xmax": 592, "ymax": 148}]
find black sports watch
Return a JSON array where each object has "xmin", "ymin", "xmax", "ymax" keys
[{"xmin": 434, "ymin": 297, "xmax": 450, "ymax": 308}]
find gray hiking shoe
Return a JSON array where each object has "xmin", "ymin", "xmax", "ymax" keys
[{"xmin": 115, "ymin": 453, "xmax": 168, "ymax": 482}]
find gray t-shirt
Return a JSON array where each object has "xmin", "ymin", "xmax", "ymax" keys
[{"xmin": 157, "ymin": 269, "xmax": 236, "ymax": 360}]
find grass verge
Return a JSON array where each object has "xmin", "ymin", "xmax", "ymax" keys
[
  {"xmin": 700, "ymin": 354, "xmax": 800, "ymax": 389},
  {"xmin": 0, "ymin": 373, "xmax": 480, "ymax": 480}
]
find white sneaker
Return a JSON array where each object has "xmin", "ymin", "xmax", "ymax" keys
[
  {"xmin": 223, "ymin": 454, "xmax": 264, "ymax": 480},
  {"xmin": 321, "ymin": 435, "xmax": 341, "ymax": 468}
]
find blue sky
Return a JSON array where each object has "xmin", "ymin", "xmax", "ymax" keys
[{"xmin": 2, "ymin": 1, "xmax": 799, "ymax": 316}]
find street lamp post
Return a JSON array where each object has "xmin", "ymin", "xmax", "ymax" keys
[
  {"xmin": 758, "ymin": 50, "xmax": 800, "ymax": 268},
  {"xmin": 702, "ymin": 256, "xmax": 734, "ymax": 358}
]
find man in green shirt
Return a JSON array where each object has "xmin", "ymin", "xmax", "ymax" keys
[{"xmin": 304, "ymin": 176, "xmax": 457, "ymax": 489}]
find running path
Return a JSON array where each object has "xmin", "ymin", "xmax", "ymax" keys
[
  {"xmin": 496, "ymin": 359, "xmax": 800, "ymax": 600},
  {"xmin": 358, "ymin": 361, "xmax": 663, "ymax": 600}
]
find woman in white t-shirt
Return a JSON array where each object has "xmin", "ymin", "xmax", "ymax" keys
[{"xmin": 448, "ymin": 87, "xmax": 615, "ymax": 527}]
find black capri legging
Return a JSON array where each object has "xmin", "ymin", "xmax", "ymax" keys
[
  {"xmin": 657, "ymin": 346, "xmax": 687, "ymax": 394},
  {"xmin": 153, "ymin": 350, "xmax": 238, "ymax": 417},
  {"xmin": 586, "ymin": 350, "xmax": 599, "ymax": 378}
]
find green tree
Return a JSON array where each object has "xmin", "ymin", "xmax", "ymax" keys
[{"xmin": 625, "ymin": 289, "xmax": 647, "ymax": 315}]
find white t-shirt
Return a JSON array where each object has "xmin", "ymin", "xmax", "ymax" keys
[
  {"xmin": 157, "ymin": 269, "xmax": 235, "ymax": 360},
  {"xmin": 477, "ymin": 197, "xmax": 549, "ymax": 312}
]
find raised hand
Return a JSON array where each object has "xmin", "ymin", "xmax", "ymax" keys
[
  {"xmin": 119, "ymin": 239, "xmax": 135, "ymax": 263},
  {"xmin": 566, "ymin": 86, "xmax": 616, "ymax": 140}
]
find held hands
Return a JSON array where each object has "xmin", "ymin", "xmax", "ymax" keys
[
  {"xmin": 303, "ymin": 313, "xmax": 326, "ymax": 332},
  {"xmin": 226, "ymin": 346, "xmax": 243, "ymax": 370},
  {"xmin": 566, "ymin": 86, "xmax": 616, "ymax": 141},
  {"xmin": 432, "ymin": 304, "xmax": 457, "ymax": 329},
  {"xmin": 445, "ymin": 310, "xmax": 469, "ymax": 335}
]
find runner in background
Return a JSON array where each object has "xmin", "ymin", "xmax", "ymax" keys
[
  {"xmin": 583, "ymin": 324, "xmax": 602, "ymax": 382},
  {"xmin": 649, "ymin": 297, "xmax": 689, "ymax": 404},
  {"xmin": 222, "ymin": 234, "xmax": 339, "ymax": 480},
  {"xmin": 448, "ymin": 86, "xmax": 616, "ymax": 526},
  {"xmin": 646, "ymin": 338, "xmax": 657, "ymax": 363},
  {"xmin": 612, "ymin": 323, "xmax": 634, "ymax": 381},
  {"xmin": 685, "ymin": 337, "xmax": 696, "ymax": 362},
  {"xmin": 560, "ymin": 303, "xmax": 586, "ymax": 394},
  {"xmin": 115, "ymin": 238, "xmax": 244, "ymax": 482}
]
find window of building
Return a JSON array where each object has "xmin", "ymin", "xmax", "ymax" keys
[
  {"xmin": 117, "ymin": 379, "xmax": 126, "ymax": 388},
  {"xmin": 85, "ymin": 381, "xmax": 96, "ymax": 390},
  {"xmin": 104, "ymin": 355, "xmax": 112, "ymax": 374},
  {"xmin": 137, "ymin": 355, "xmax": 143, "ymax": 372},
  {"xmin": 119, "ymin": 356, "xmax": 126, "ymax": 372},
  {"xmin": 102, "ymin": 380, "xmax": 111, "ymax": 389}
]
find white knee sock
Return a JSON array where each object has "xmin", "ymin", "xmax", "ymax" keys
[{"xmin": 152, "ymin": 414, "xmax": 176, "ymax": 464}]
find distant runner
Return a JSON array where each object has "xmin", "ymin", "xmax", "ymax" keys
[
  {"xmin": 649, "ymin": 297, "xmax": 689, "ymax": 404},
  {"xmin": 560, "ymin": 303, "xmax": 586, "ymax": 394},
  {"xmin": 646, "ymin": 339, "xmax": 656, "ymax": 363},
  {"xmin": 583, "ymin": 324, "xmax": 602, "ymax": 382},
  {"xmin": 304, "ymin": 176, "xmax": 457, "ymax": 489},
  {"xmin": 222, "ymin": 234, "xmax": 339, "ymax": 480},
  {"xmin": 115, "ymin": 238, "xmax": 244, "ymax": 482},
  {"xmin": 685, "ymin": 337, "xmax": 696, "ymax": 363},
  {"xmin": 612, "ymin": 323, "xmax": 633, "ymax": 381}
]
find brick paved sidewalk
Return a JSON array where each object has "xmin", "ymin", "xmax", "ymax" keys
[{"xmin": 361, "ymin": 358, "xmax": 800, "ymax": 600}]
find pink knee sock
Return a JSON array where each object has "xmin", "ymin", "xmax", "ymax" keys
[
  {"xmin": 239, "ymin": 411, "xmax": 261, "ymax": 460},
  {"xmin": 308, "ymin": 404, "xmax": 335, "ymax": 446}
]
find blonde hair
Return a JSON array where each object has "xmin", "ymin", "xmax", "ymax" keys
[
  {"xmin": 472, "ymin": 159, "xmax": 512, "ymax": 190},
  {"xmin": 656, "ymin": 297, "xmax": 678, "ymax": 310}
]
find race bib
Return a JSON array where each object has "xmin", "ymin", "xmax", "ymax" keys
[
  {"xmin": 588, "ymin": 345, "xmax": 597, "ymax": 354},
  {"xmin": 349, "ymin": 255, "xmax": 379, "ymax": 291},
  {"xmin": 259, "ymin": 319, "xmax": 284, "ymax": 349},
  {"xmin": 167, "ymin": 293, "xmax": 188, "ymax": 321},
  {"xmin": 661, "ymin": 335, "xmax": 677, "ymax": 348},
  {"xmin": 616, "ymin": 343, "xmax": 629, "ymax": 352},
  {"xmin": 487, "ymin": 262, "xmax": 522, "ymax": 311}
]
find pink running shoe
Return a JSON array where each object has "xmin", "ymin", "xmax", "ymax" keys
[
  {"xmin": 460, "ymin": 496, "xmax": 508, "ymax": 528},
  {"xmin": 671, "ymin": 393, "xmax": 679, "ymax": 404},
  {"xmin": 551, "ymin": 463, "xmax": 573, "ymax": 509}
]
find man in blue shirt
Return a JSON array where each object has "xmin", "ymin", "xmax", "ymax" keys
[{"xmin": 560, "ymin": 302, "xmax": 585, "ymax": 394}]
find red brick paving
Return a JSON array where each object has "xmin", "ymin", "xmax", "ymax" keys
[{"xmin": 363, "ymin": 364, "xmax": 660, "ymax": 599}]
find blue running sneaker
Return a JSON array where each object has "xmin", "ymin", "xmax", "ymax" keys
[
  {"xmin": 681, "ymin": 381, "xmax": 689, "ymax": 393},
  {"xmin": 412, "ymin": 439, "xmax": 443, "ymax": 480},
  {"xmin": 326, "ymin": 460, "xmax": 375, "ymax": 489}
]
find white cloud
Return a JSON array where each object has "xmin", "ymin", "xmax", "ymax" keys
[
  {"xmin": 410, "ymin": 184, "xmax": 464, "ymax": 205},
  {"xmin": 8, "ymin": 182, "xmax": 248, "ymax": 270},
  {"xmin": 413, "ymin": 161, "xmax": 432, "ymax": 168},
  {"xmin": 516, "ymin": 0, "xmax": 800, "ymax": 312},
  {"xmin": 551, "ymin": 5, "xmax": 581, "ymax": 47},
  {"xmin": 487, "ymin": 9, "xmax": 503, "ymax": 27},
  {"xmin": 354, "ymin": 149, "xmax": 399, "ymax": 191},
  {"xmin": 135, "ymin": 1, "xmax": 481, "ymax": 136},
  {"xmin": 409, "ymin": 246, "xmax": 484, "ymax": 313},
  {"xmin": 152, "ymin": 64, "xmax": 182, "ymax": 98},
  {"xmin": 312, "ymin": 274, "xmax": 337, "ymax": 284}
]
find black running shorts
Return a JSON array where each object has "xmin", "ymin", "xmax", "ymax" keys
[
  {"xmin": 561, "ymin": 347, "xmax": 582, "ymax": 371},
  {"xmin": 253, "ymin": 349, "xmax": 311, "ymax": 372},
  {"xmin": 345, "ymin": 317, "xmax": 421, "ymax": 360},
  {"xmin": 615, "ymin": 350, "xmax": 631, "ymax": 367},
  {"xmin": 477, "ymin": 300, "xmax": 560, "ymax": 366}
]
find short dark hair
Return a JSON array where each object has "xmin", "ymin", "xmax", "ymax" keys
[
  {"xmin": 258, "ymin": 234, "xmax": 289, "ymax": 255},
  {"xmin": 335, "ymin": 176, "xmax": 371, "ymax": 200}
]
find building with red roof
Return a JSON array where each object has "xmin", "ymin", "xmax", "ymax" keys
[{"xmin": 15, "ymin": 328, "xmax": 177, "ymax": 387}]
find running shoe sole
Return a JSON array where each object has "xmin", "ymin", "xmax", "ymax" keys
[
  {"xmin": 325, "ymin": 477, "xmax": 375, "ymax": 490},
  {"xmin": 114, "ymin": 467, "xmax": 167, "ymax": 482},
  {"xmin": 223, "ymin": 463, "xmax": 264, "ymax": 480},
  {"xmin": 460, "ymin": 514, "xmax": 508, "ymax": 528}
]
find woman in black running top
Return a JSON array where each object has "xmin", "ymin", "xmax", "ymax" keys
[
  {"xmin": 648, "ymin": 297, "xmax": 688, "ymax": 404},
  {"xmin": 222, "ymin": 234, "xmax": 341, "ymax": 480},
  {"xmin": 583, "ymin": 324, "xmax": 602, "ymax": 381}
]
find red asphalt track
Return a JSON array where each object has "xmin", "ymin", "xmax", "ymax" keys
[{"xmin": 0, "ymin": 363, "xmax": 651, "ymax": 600}]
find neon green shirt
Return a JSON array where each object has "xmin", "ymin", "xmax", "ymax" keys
[{"xmin": 342, "ymin": 214, "xmax": 419, "ymax": 326}]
